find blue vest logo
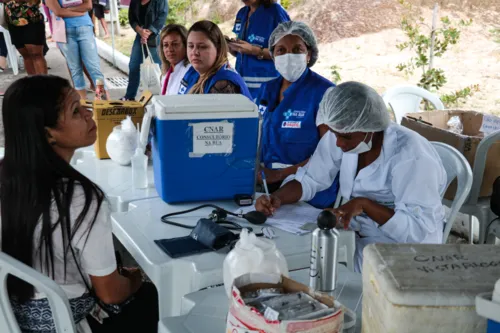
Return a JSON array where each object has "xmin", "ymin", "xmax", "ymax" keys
[
  {"xmin": 247, "ymin": 34, "xmax": 265, "ymax": 44},
  {"xmin": 284, "ymin": 109, "xmax": 306, "ymax": 119},
  {"xmin": 283, "ymin": 109, "xmax": 293, "ymax": 119},
  {"xmin": 259, "ymin": 105, "xmax": 267, "ymax": 114}
]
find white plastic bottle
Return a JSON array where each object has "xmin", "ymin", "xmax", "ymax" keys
[{"xmin": 131, "ymin": 148, "xmax": 148, "ymax": 189}]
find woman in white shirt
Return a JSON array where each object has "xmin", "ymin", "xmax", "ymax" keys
[
  {"xmin": 0, "ymin": 75, "xmax": 158, "ymax": 333},
  {"xmin": 256, "ymin": 81, "xmax": 447, "ymax": 272},
  {"xmin": 159, "ymin": 24, "xmax": 191, "ymax": 95}
]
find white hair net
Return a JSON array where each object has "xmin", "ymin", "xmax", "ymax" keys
[
  {"xmin": 316, "ymin": 82, "xmax": 390, "ymax": 133},
  {"xmin": 268, "ymin": 21, "xmax": 319, "ymax": 67}
]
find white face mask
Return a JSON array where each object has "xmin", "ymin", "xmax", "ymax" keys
[
  {"xmin": 274, "ymin": 53, "xmax": 307, "ymax": 82},
  {"xmin": 345, "ymin": 133, "xmax": 373, "ymax": 155}
]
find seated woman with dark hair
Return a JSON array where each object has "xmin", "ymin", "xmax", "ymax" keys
[{"xmin": 0, "ymin": 75, "xmax": 158, "ymax": 333}]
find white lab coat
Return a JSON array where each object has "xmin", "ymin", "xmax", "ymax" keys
[
  {"xmin": 284, "ymin": 124, "xmax": 447, "ymax": 272},
  {"xmin": 161, "ymin": 62, "xmax": 192, "ymax": 96}
]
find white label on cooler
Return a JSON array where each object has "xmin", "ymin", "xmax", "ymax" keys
[{"xmin": 191, "ymin": 121, "xmax": 234, "ymax": 156}]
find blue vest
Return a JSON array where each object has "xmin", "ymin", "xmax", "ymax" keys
[
  {"xmin": 256, "ymin": 69, "xmax": 339, "ymax": 208},
  {"xmin": 233, "ymin": 4, "xmax": 290, "ymax": 99},
  {"xmin": 178, "ymin": 66, "xmax": 199, "ymax": 95},
  {"xmin": 179, "ymin": 64, "xmax": 252, "ymax": 100}
]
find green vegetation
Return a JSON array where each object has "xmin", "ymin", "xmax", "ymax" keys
[
  {"xmin": 210, "ymin": 11, "xmax": 223, "ymax": 25},
  {"xmin": 330, "ymin": 65, "xmax": 342, "ymax": 84},
  {"xmin": 396, "ymin": 0, "xmax": 477, "ymax": 108},
  {"xmin": 118, "ymin": 8, "xmax": 129, "ymax": 27},
  {"xmin": 165, "ymin": 0, "xmax": 191, "ymax": 25},
  {"xmin": 491, "ymin": 28, "xmax": 500, "ymax": 43},
  {"xmin": 280, "ymin": 0, "xmax": 304, "ymax": 10}
]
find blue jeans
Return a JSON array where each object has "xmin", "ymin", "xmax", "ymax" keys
[
  {"xmin": 125, "ymin": 35, "xmax": 161, "ymax": 100},
  {"xmin": 58, "ymin": 25, "xmax": 104, "ymax": 91}
]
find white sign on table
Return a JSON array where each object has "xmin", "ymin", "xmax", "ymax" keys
[{"xmin": 190, "ymin": 122, "xmax": 234, "ymax": 156}]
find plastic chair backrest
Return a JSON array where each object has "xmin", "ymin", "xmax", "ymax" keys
[
  {"xmin": 0, "ymin": 26, "xmax": 19, "ymax": 75},
  {"xmin": 382, "ymin": 85, "xmax": 445, "ymax": 124},
  {"xmin": 431, "ymin": 142, "xmax": 473, "ymax": 242},
  {"xmin": 0, "ymin": 251, "xmax": 76, "ymax": 333},
  {"xmin": 466, "ymin": 129, "xmax": 500, "ymax": 205}
]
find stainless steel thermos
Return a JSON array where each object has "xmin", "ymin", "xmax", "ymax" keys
[{"xmin": 309, "ymin": 210, "xmax": 339, "ymax": 291}]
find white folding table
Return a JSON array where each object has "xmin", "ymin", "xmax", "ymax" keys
[
  {"xmin": 72, "ymin": 146, "xmax": 158, "ymax": 212},
  {"xmin": 110, "ymin": 197, "xmax": 316, "ymax": 318},
  {"xmin": 158, "ymin": 266, "xmax": 363, "ymax": 333}
]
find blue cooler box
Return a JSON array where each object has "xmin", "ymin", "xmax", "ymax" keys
[{"xmin": 151, "ymin": 94, "xmax": 261, "ymax": 203}]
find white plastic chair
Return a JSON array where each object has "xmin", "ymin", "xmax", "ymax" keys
[
  {"xmin": 431, "ymin": 142, "xmax": 473, "ymax": 242},
  {"xmin": 382, "ymin": 85, "xmax": 445, "ymax": 124},
  {"xmin": 0, "ymin": 26, "xmax": 19, "ymax": 75},
  {"xmin": 0, "ymin": 251, "xmax": 76, "ymax": 333},
  {"xmin": 485, "ymin": 218, "xmax": 500, "ymax": 245},
  {"xmin": 443, "ymin": 129, "xmax": 500, "ymax": 244}
]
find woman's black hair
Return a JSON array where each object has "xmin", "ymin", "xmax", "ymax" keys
[{"xmin": 0, "ymin": 75, "xmax": 104, "ymax": 302}]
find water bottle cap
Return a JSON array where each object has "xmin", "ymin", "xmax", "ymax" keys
[
  {"xmin": 317, "ymin": 210, "xmax": 336, "ymax": 229},
  {"xmin": 96, "ymin": 78, "xmax": 104, "ymax": 85}
]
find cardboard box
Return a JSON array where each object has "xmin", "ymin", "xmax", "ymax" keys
[
  {"xmin": 226, "ymin": 273, "xmax": 346, "ymax": 333},
  {"xmin": 401, "ymin": 110, "xmax": 500, "ymax": 199},
  {"xmin": 87, "ymin": 92, "xmax": 153, "ymax": 159}
]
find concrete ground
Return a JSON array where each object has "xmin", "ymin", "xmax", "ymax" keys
[{"xmin": 0, "ymin": 42, "xmax": 128, "ymax": 146}]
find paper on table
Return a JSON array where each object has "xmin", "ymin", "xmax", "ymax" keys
[{"xmin": 236, "ymin": 202, "xmax": 322, "ymax": 235}]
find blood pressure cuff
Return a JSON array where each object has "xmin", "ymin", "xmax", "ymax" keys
[{"xmin": 154, "ymin": 219, "xmax": 238, "ymax": 258}]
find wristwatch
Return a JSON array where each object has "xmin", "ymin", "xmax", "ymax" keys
[{"xmin": 257, "ymin": 46, "xmax": 265, "ymax": 60}]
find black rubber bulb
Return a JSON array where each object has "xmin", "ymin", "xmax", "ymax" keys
[
  {"xmin": 317, "ymin": 210, "xmax": 336, "ymax": 230},
  {"xmin": 243, "ymin": 211, "xmax": 267, "ymax": 225}
]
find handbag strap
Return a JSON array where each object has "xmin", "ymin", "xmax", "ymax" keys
[
  {"xmin": 141, "ymin": 44, "xmax": 155, "ymax": 64},
  {"xmin": 145, "ymin": 45, "xmax": 154, "ymax": 60}
]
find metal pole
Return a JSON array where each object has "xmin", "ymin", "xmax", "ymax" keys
[
  {"xmin": 112, "ymin": 0, "xmax": 121, "ymax": 36},
  {"xmin": 110, "ymin": 0, "xmax": 116, "ymax": 67}
]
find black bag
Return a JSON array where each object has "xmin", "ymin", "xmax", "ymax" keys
[
  {"xmin": 491, "ymin": 176, "xmax": 500, "ymax": 217},
  {"xmin": 146, "ymin": 33, "xmax": 157, "ymax": 48}
]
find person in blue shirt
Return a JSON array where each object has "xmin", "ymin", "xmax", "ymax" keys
[
  {"xmin": 46, "ymin": 0, "xmax": 108, "ymax": 99},
  {"xmin": 255, "ymin": 21, "xmax": 339, "ymax": 209},
  {"xmin": 179, "ymin": 20, "xmax": 251, "ymax": 98},
  {"xmin": 228, "ymin": 0, "xmax": 290, "ymax": 99}
]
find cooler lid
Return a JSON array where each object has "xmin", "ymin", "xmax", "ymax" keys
[
  {"xmin": 152, "ymin": 94, "xmax": 259, "ymax": 120},
  {"xmin": 364, "ymin": 244, "xmax": 500, "ymax": 306}
]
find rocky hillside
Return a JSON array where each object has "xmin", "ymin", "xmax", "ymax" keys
[
  {"xmin": 186, "ymin": 0, "xmax": 500, "ymax": 43},
  {"xmin": 160, "ymin": 0, "xmax": 500, "ymax": 113}
]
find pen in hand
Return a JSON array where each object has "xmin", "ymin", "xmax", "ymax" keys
[{"xmin": 260, "ymin": 170, "xmax": 273, "ymax": 216}]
